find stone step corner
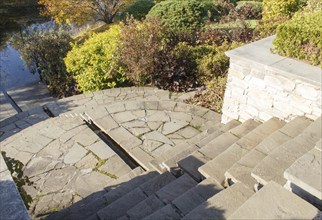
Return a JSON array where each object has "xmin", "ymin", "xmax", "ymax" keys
[{"xmin": 228, "ymin": 181, "xmax": 320, "ymax": 220}]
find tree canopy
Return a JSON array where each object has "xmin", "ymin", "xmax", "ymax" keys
[{"xmin": 39, "ymin": 0, "xmax": 134, "ymax": 25}]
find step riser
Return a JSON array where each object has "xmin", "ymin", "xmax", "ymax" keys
[
  {"xmin": 183, "ymin": 183, "xmax": 254, "ymax": 219},
  {"xmin": 199, "ymin": 118, "xmax": 285, "ymax": 185},
  {"xmin": 251, "ymin": 117, "xmax": 321, "ymax": 187},
  {"xmin": 124, "ymin": 174, "xmax": 197, "ymax": 219},
  {"xmin": 153, "ymin": 120, "xmax": 241, "ymax": 174},
  {"xmin": 95, "ymin": 172, "xmax": 177, "ymax": 219}
]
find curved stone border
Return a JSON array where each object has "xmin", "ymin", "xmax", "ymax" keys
[
  {"xmin": 84, "ymin": 100, "xmax": 221, "ymax": 170},
  {"xmin": 0, "ymin": 87, "xmax": 194, "ymax": 143},
  {"xmin": 45, "ymin": 87, "xmax": 195, "ymax": 117},
  {"xmin": 0, "ymin": 106, "xmax": 49, "ymax": 142},
  {"xmin": 0, "ymin": 97, "xmax": 220, "ymax": 217}
]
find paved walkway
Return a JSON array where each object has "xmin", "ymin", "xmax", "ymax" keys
[
  {"xmin": 0, "ymin": 87, "xmax": 204, "ymax": 218},
  {"xmin": 0, "ymin": 91, "xmax": 16, "ymax": 120},
  {"xmin": 1, "ymin": 87, "xmax": 321, "ymax": 220}
]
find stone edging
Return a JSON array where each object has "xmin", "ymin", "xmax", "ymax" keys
[
  {"xmin": 0, "ymin": 154, "xmax": 30, "ymax": 220},
  {"xmin": 225, "ymin": 36, "xmax": 322, "ymax": 87}
]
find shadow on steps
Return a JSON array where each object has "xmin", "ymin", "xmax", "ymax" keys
[{"xmin": 44, "ymin": 171, "xmax": 225, "ymax": 220}]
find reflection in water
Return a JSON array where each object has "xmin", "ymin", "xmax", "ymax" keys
[
  {"xmin": 0, "ymin": 0, "xmax": 48, "ymax": 90},
  {"xmin": 0, "ymin": 44, "xmax": 40, "ymax": 90}
]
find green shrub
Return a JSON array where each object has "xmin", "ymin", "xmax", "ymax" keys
[
  {"xmin": 273, "ymin": 11, "xmax": 322, "ymax": 66},
  {"xmin": 236, "ymin": 1, "xmax": 262, "ymax": 19},
  {"xmin": 64, "ymin": 25, "xmax": 128, "ymax": 93},
  {"xmin": 259, "ymin": 0, "xmax": 307, "ymax": 35},
  {"xmin": 120, "ymin": 0, "xmax": 155, "ymax": 20},
  {"xmin": 147, "ymin": 0, "xmax": 207, "ymax": 33},
  {"xmin": 205, "ymin": 21, "xmax": 256, "ymax": 43},
  {"xmin": 11, "ymin": 25, "xmax": 76, "ymax": 97},
  {"xmin": 200, "ymin": 0, "xmax": 221, "ymax": 22},
  {"xmin": 198, "ymin": 42, "xmax": 243, "ymax": 82},
  {"xmin": 293, "ymin": 0, "xmax": 322, "ymax": 17},
  {"xmin": 186, "ymin": 76, "xmax": 227, "ymax": 113},
  {"xmin": 153, "ymin": 42, "xmax": 202, "ymax": 91}
]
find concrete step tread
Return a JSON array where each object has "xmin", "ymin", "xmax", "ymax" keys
[
  {"xmin": 179, "ymin": 118, "xmax": 281, "ymax": 182},
  {"xmin": 96, "ymin": 188, "xmax": 147, "ymax": 219},
  {"xmin": 142, "ymin": 204, "xmax": 181, "ymax": 220},
  {"xmin": 284, "ymin": 147, "xmax": 322, "ymax": 200},
  {"xmin": 125, "ymin": 174, "xmax": 197, "ymax": 219},
  {"xmin": 178, "ymin": 131, "xmax": 241, "ymax": 181},
  {"xmin": 228, "ymin": 182, "xmax": 319, "ymax": 220},
  {"xmin": 155, "ymin": 174, "xmax": 198, "ymax": 204},
  {"xmin": 96, "ymin": 172, "xmax": 176, "ymax": 219},
  {"xmin": 139, "ymin": 171, "xmax": 176, "ymax": 196},
  {"xmin": 177, "ymin": 120, "xmax": 259, "ymax": 180},
  {"xmin": 225, "ymin": 116, "xmax": 312, "ymax": 188},
  {"xmin": 183, "ymin": 182, "xmax": 254, "ymax": 220},
  {"xmin": 228, "ymin": 119, "xmax": 261, "ymax": 138},
  {"xmin": 252, "ymin": 117, "xmax": 321, "ymax": 186},
  {"xmin": 199, "ymin": 117, "xmax": 285, "ymax": 184},
  {"xmin": 104, "ymin": 171, "xmax": 175, "ymax": 204},
  {"xmin": 149, "ymin": 123, "xmax": 224, "ymax": 172},
  {"xmin": 278, "ymin": 116, "xmax": 313, "ymax": 138},
  {"xmin": 135, "ymin": 178, "xmax": 223, "ymax": 219},
  {"xmin": 162, "ymin": 120, "xmax": 241, "ymax": 173},
  {"xmin": 171, "ymin": 178, "xmax": 223, "ymax": 216},
  {"xmin": 195, "ymin": 119, "xmax": 241, "ymax": 148}
]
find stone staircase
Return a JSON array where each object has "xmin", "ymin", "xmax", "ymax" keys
[
  {"xmin": 0, "ymin": 87, "xmax": 321, "ymax": 220},
  {"xmin": 83, "ymin": 116, "xmax": 320, "ymax": 220}
]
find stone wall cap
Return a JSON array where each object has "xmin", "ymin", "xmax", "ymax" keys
[
  {"xmin": 0, "ymin": 154, "xmax": 31, "ymax": 220},
  {"xmin": 225, "ymin": 36, "xmax": 322, "ymax": 87}
]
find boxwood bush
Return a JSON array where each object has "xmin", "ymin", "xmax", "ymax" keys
[
  {"xmin": 119, "ymin": 0, "xmax": 155, "ymax": 20},
  {"xmin": 273, "ymin": 11, "xmax": 322, "ymax": 66},
  {"xmin": 147, "ymin": 0, "xmax": 207, "ymax": 33},
  {"xmin": 259, "ymin": 0, "xmax": 307, "ymax": 35}
]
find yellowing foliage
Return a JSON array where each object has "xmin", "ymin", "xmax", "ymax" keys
[
  {"xmin": 64, "ymin": 25, "xmax": 128, "ymax": 93},
  {"xmin": 39, "ymin": 0, "xmax": 135, "ymax": 25},
  {"xmin": 38, "ymin": 0, "xmax": 93, "ymax": 25}
]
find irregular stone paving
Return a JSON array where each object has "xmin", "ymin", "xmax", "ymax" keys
[
  {"xmin": 0, "ymin": 87, "xmax": 191, "ymax": 144},
  {"xmin": 0, "ymin": 87, "xmax": 191, "ymax": 142},
  {"xmin": 84, "ymin": 100, "xmax": 220, "ymax": 170},
  {"xmin": 1, "ymin": 116, "xmax": 132, "ymax": 218},
  {"xmin": 45, "ymin": 87, "xmax": 194, "ymax": 117},
  {"xmin": 0, "ymin": 106, "xmax": 49, "ymax": 142},
  {"xmin": 0, "ymin": 88, "xmax": 214, "ymax": 218}
]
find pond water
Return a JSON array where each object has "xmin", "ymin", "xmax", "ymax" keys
[{"xmin": 0, "ymin": 0, "xmax": 47, "ymax": 91}]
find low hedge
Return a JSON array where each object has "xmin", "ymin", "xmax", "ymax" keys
[
  {"xmin": 147, "ymin": 0, "xmax": 207, "ymax": 33},
  {"xmin": 259, "ymin": 0, "xmax": 307, "ymax": 36},
  {"xmin": 273, "ymin": 11, "xmax": 322, "ymax": 66}
]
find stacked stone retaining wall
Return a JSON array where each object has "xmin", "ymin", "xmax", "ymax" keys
[{"xmin": 222, "ymin": 36, "xmax": 322, "ymax": 123}]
